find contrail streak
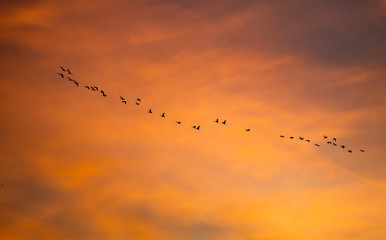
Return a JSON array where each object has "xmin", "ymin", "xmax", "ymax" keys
[{"xmin": 287, "ymin": 144, "xmax": 386, "ymax": 192}]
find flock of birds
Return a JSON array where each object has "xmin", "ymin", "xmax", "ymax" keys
[
  {"xmin": 278, "ymin": 135, "xmax": 365, "ymax": 153},
  {"xmin": 57, "ymin": 66, "xmax": 366, "ymax": 154}
]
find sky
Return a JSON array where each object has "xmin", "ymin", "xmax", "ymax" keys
[{"xmin": 0, "ymin": 0, "xmax": 385, "ymax": 239}]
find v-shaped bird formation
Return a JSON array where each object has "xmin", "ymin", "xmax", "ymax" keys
[{"xmin": 57, "ymin": 66, "xmax": 366, "ymax": 154}]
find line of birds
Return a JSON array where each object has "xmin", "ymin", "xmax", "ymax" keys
[
  {"xmin": 57, "ymin": 66, "xmax": 365, "ymax": 153},
  {"xmin": 278, "ymin": 134, "xmax": 365, "ymax": 153}
]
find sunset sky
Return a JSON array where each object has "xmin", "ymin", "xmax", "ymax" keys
[{"xmin": 1, "ymin": 0, "xmax": 386, "ymax": 239}]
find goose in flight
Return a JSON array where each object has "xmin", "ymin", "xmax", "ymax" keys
[
  {"xmin": 137, "ymin": 98, "xmax": 141, "ymax": 102},
  {"xmin": 323, "ymin": 135, "xmax": 328, "ymax": 139},
  {"xmin": 101, "ymin": 90, "xmax": 107, "ymax": 97},
  {"xmin": 148, "ymin": 109, "xmax": 152, "ymax": 113},
  {"xmin": 315, "ymin": 144, "xmax": 320, "ymax": 147},
  {"xmin": 222, "ymin": 120, "xmax": 226, "ymax": 125},
  {"xmin": 341, "ymin": 145, "xmax": 345, "ymax": 149},
  {"xmin": 327, "ymin": 141, "xmax": 332, "ymax": 144},
  {"xmin": 305, "ymin": 140, "xmax": 310, "ymax": 142},
  {"xmin": 67, "ymin": 68, "xmax": 72, "ymax": 74},
  {"xmin": 360, "ymin": 149, "xmax": 365, "ymax": 152},
  {"xmin": 196, "ymin": 125, "xmax": 200, "ymax": 130},
  {"xmin": 245, "ymin": 129, "xmax": 250, "ymax": 132},
  {"xmin": 60, "ymin": 66, "xmax": 66, "ymax": 71},
  {"xmin": 290, "ymin": 136, "xmax": 294, "ymax": 139},
  {"xmin": 122, "ymin": 100, "xmax": 127, "ymax": 104},
  {"xmin": 160, "ymin": 113, "xmax": 165, "ymax": 118},
  {"xmin": 120, "ymin": 96, "xmax": 125, "ymax": 101},
  {"xmin": 91, "ymin": 87, "xmax": 96, "ymax": 91},
  {"xmin": 192, "ymin": 126, "xmax": 197, "ymax": 129},
  {"xmin": 333, "ymin": 138, "xmax": 336, "ymax": 141},
  {"xmin": 57, "ymin": 73, "xmax": 64, "ymax": 78},
  {"xmin": 280, "ymin": 135, "xmax": 284, "ymax": 138},
  {"xmin": 85, "ymin": 86, "xmax": 90, "ymax": 89},
  {"xmin": 333, "ymin": 143, "xmax": 337, "ymax": 146},
  {"xmin": 299, "ymin": 137, "xmax": 304, "ymax": 140},
  {"xmin": 94, "ymin": 86, "xmax": 98, "ymax": 91},
  {"xmin": 348, "ymin": 150, "xmax": 352, "ymax": 153},
  {"xmin": 176, "ymin": 121, "xmax": 181, "ymax": 124},
  {"xmin": 215, "ymin": 119, "xmax": 219, "ymax": 123},
  {"xmin": 73, "ymin": 80, "xmax": 78, "ymax": 86}
]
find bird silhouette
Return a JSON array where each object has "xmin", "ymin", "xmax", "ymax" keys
[
  {"xmin": 290, "ymin": 136, "xmax": 294, "ymax": 139},
  {"xmin": 148, "ymin": 109, "xmax": 152, "ymax": 113},
  {"xmin": 57, "ymin": 73, "xmax": 64, "ymax": 78},
  {"xmin": 73, "ymin": 80, "xmax": 78, "ymax": 86},
  {"xmin": 341, "ymin": 145, "xmax": 345, "ymax": 149},
  {"xmin": 315, "ymin": 144, "xmax": 320, "ymax": 146},
  {"xmin": 137, "ymin": 98, "xmax": 141, "ymax": 102},
  {"xmin": 192, "ymin": 126, "xmax": 197, "ymax": 129},
  {"xmin": 222, "ymin": 120, "xmax": 226, "ymax": 125},
  {"xmin": 280, "ymin": 135, "xmax": 284, "ymax": 138},
  {"xmin": 67, "ymin": 68, "xmax": 72, "ymax": 74},
  {"xmin": 67, "ymin": 77, "xmax": 73, "ymax": 81},
  {"xmin": 176, "ymin": 121, "xmax": 181, "ymax": 124},
  {"xmin": 196, "ymin": 125, "xmax": 200, "ymax": 130},
  {"xmin": 327, "ymin": 141, "xmax": 332, "ymax": 144},
  {"xmin": 85, "ymin": 86, "xmax": 90, "ymax": 89},
  {"xmin": 305, "ymin": 140, "xmax": 310, "ymax": 142},
  {"xmin": 161, "ymin": 113, "xmax": 165, "ymax": 118},
  {"xmin": 323, "ymin": 135, "xmax": 328, "ymax": 139},
  {"xmin": 91, "ymin": 87, "xmax": 96, "ymax": 91},
  {"xmin": 215, "ymin": 118, "xmax": 219, "ymax": 123},
  {"xmin": 299, "ymin": 137, "xmax": 304, "ymax": 140},
  {"xmin": 122, "ymin": 100, "xmax": 127, "ymax": 104},
  {"xmin": 101, "ymin": 90, "xmax": 107, "ymax": 97},
  {"xmin": 360, "ymin": 149, "xmax": 365, "ymax": 152},
  {"xmin": 333, "ymin": 138, "xmax": 336, "ymax": 141},
  {"xmin": 348, "ymin": 150, "xmax": 352, "ymax": 153},
  {"xmin": 333, "ymin": 143, "xmax": 337, "ymax": 146},
  {"xmin": 94, "ymin": 86, "xmax": 98, "ymax": 91},
  {"xmin": 246, "ymin": 129, "xmax": 250, "ymax": 132},
  {"xmin": 120, "ymin": 96, "xmax": 125, "ymax": 101},
  {"xmin": 60, "ymin": 66, "xmax": 66, "ymax": 71}
]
